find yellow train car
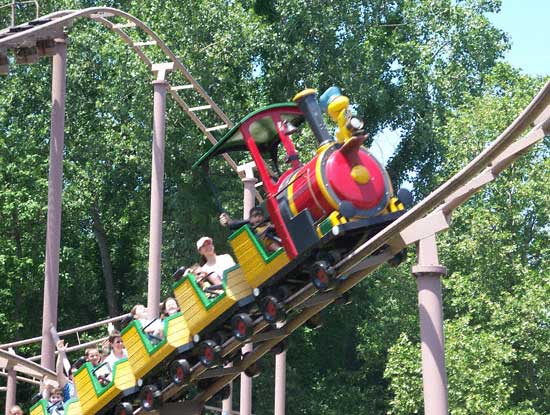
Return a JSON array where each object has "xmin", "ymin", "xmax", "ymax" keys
[
  {"xmin": 29, "ymin": 400, "xmax": 51, "ymax": 415},
  {"xmin": 228, "ymin": 225, "xmax": 290, "ymax": 288},
  {"xmin": 121, "ymin": 311, "xmax": 191, "ymax": 382},
  {"xmin": 172, "ymin": 263, "xmax": 255, "ymax": 366},
  {"xmin": 173, "ymin": 265, "xmax": 254, "ymax": 333},
  {"xmin": 29, "ymin": 358, "xmax": 136, "ymax": 415}
]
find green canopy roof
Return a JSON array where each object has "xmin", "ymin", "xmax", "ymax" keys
[{"xmin": 193, "ymin": 103, "xmax": 303, "ymax": 168}]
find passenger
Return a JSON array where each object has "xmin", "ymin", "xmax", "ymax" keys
[
  {"xmin": 9, "ymin": 405, "xmax": 24, "ymax": 415},
  {"xmin": 99, "ymin": 338, "xmax": 110, "ymax": 362},
  {"xmin": 185, "ymin": 264, "xmax": 223, "ymax": 298},
  {"xmin": 220, "ymin": 207, "xmax": 281, "ymax": 252},
  {"xmin": 103, "ymin": 331, "xmax": 127, "ymax": 381},
  {"xmin": 47, "ymin": 388, "xmax": 64, "ymax": 414},
  {"xmin": 130, "ymin": 304, "xmax": 164, "ymax": 340},
  {"xmin": 161, "ymin": 297, "xmax": 180, "ymax": 319},
  {"xmin": 196, "ymin": 236, "xmax": 236, "ymax": 283},
  {"xmin": 84, "ymin": 347, "xmax": 101, "ymax": 368},
  {"xmin": 55, "ymin": 340, "xmax": 78, "ymax": 402}
]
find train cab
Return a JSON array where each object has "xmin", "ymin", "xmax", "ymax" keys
[{"xmin": 193, "ymin": 88, "xmax": 408, "ymax": 292}]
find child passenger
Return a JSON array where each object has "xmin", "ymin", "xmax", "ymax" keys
[
  {"xmin": 84, "ymin": 347, "xmax": 101, "ymax": 367},
  {"xmin": 131, "ymin": 304, "xmax": 164, "ymax": 340},
  {"xmin": 55, "ymin": 340, "xmax": 79, "ymax": 402},
  {"xmin": 185, "ymin": 264, "xmax": 223, "ymax": 298},
  {"xmin": 102, "ymin": 331, "xmax": 127, "ymax": 382},
  {"xmin": 47, "ymin": 388, "xmax": 64, "ymax": 414},
  {"xmin": 9, "ymin": 405, "xmax": 24, "ymax": 415},
  {"xmin": 161, "ymin": 297, "xmax": 180, "ymax": 319}
]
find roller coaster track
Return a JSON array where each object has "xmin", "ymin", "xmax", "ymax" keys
[
  {"xmin": 1, "ymin": 6, "xmax": 548, "ymax": 414},
  {"xmin": 0, "ymin": 7, "xmax": 239, "ymax": 172}
]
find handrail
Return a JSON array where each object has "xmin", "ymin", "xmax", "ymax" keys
[
  {"xmin": 0, "ymin": 313, "xmax": 129, "ymax": 350},
  {"xmin": 28, "ymin": 336, "xmax": 108, "ymax": 362}
]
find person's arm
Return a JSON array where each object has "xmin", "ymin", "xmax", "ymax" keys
[
  {"xmin": 228, "ymin": 218, "xmax": 250, "ymax": 230},
  {"xmin": 219, "ymin": 212, "xmax": 250, "ymax": 230},
  {"xmin": 55, "ymin": 340, "xmax": 70, "ymax": 388}
]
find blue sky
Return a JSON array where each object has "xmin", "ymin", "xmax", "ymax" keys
[
  {"xmin": 488, "ymin": 0, "xmax": 550, "ymax": 76},
  {"xmin": 370, "ymin": 1, "xmax": 550, "ymax": 166}
]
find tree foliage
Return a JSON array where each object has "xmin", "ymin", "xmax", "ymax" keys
[{"xmin": 0, "ymin": 1, "xmax": 548, "ymax": 413}]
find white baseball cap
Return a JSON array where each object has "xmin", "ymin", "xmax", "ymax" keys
[{"xmin": 196, "ymin": 236, "xmax": 213, "ymax": 250}]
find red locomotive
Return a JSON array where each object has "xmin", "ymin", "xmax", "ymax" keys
[{"xmin": 195, "ymin": 86, "xmax": 409, "ymax": 289}]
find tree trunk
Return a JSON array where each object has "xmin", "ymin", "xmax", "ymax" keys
[{"xmin": 90, "ymin": 204, "xmax": 120, "ymax": 318}]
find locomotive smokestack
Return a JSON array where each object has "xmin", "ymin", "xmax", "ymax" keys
[{"xmin": 293, "ymin": 89, "xmax": 334, "ymax": 148}]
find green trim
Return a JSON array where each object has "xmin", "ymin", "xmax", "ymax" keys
[
  {"xmin": 228, "ymin": 224, "xmax": 285, "ymax": 263},
  {"xmin": 73, "ymin": 357, "xmax": 129, "ymax": 398},
  {"xmin": 173, "ymin": 272, "xmax": 228, "ymax": 310},
  {"xmin": 120, "ymin": 313, "xmax": 183, "ymax": 356},
  {"xmin": 193, "ymin": 102, "xmax": 298, "ymax": 168},
  {"xmin": 30, "ymin": 398, "xmax": 49, "ymax": 414}
]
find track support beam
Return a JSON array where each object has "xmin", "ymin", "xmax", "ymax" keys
[
  {"xmin": 413, "ymin": 234, "xmax": 449, "ymax": 415},
  {"xmin": 40, "ymin": 35, "xmax": 67, "ymax": 372},
  {"xmin": 147, "ymin": 75, "xmax": 169, "ymax": 319}
]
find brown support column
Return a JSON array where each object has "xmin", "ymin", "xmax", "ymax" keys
[
  {"xmin": 412, "ymin": 234, "xmax": 448, "ymax": 415},
  {"xmin": 40, "ymin": 36, "xmax": 67, "ymax": 371},
  {"xmin": 5, "ymin": 355, "xmax": 16, "ymax": 415},
  {"xmin": 147, "ymin": 78, "xmax": 168, "ymax": 319},
  {"xmin": 274, "ymin": 350, "xmax": 286, "ymax": 415},
  {"xmin": 240, "ymin": 165, "xmax": 257, "ymax": 415},
  {"xmin": 221, "ymin": 374, "xmax": 232, "ymax": 415}
]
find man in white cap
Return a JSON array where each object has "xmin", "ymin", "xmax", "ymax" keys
[{"xmin": 196, "ymin": 236, "xmax": 236, "ymax": 286}]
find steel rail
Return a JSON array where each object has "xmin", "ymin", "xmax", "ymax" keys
[
  {"xmin": 334, "ymin": 80, "xmax": 550, "ymax": 276},
  {"xmin": 0, "ymin": 7, "xmax": 240, "ymax": 173},
  {"xmin": 0, "ymin": 349, "xmax": 56, "ymax": 382},
  {"xmin": 0, "ymin": 313, "xmax": 129, "ymax": 350}
]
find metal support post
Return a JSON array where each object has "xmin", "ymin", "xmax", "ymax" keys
[
  {"xmin": 239, "ymin": 163, "xmax": 257, "ymax": 415},
  {"xmin": 274, "ymin": 350, "xmax": 286, "ymax": 415},
  {"xmin": 5, "ymin": 351, "xmax": 16, "ymax": 415},
  {"xmin": 147, "ymin": 78, "xmax": 168, "ymax": 319},
  {"xmin": 10, "ymin": 0, "xmax": 15, "ymax": 27},
  {"xmin": 221, "ymin": 370, "xmax": 232, "ymax": 415},
  {"xmin": 412, "ymin": 234, "xmax": 449, "ymax": 415},
  {"xmin": 40, "ymin": 36, "xmax": 67, "ymax": 372}
]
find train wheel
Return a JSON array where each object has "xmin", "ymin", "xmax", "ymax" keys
[
  {"xmin": 310, "ymin": 260, "xmax": 336, "ymax": 291},
  {"xmin": 214, "ymin": 384, "xmax": 231, "ymax": 401},
  {"xmin": 114, "ymin": 402, "xmax": 133, "ymax": 415},
  {"xmin": 270, "ymin": 339, "xmax": 289, "ymax": 355},
  {"xmin": 231, "ymin": 313, "xmax": 254, "ymax": 341},
  {"xmin": 261, "ymin": 295, "xmax": 286, "ymax": 326},
  {"xmin": 169, "ymin": 358, "xmax": 191, "ymax": 386},
  {"xmin": 199, "ymin": 339, "xmax": 221, "ymax": 367},
  {"xmin": 139, "ymin": 385, "xmax": 159, "ymax": 412}
]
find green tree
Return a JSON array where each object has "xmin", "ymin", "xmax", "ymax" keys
[{"xmin": 384, "ymin": 65, "xmax": 549, "ymax": 414}]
